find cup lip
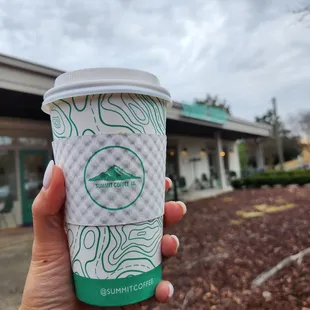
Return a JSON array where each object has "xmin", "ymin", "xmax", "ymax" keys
[{"xmin": 42, "ymin": 68, "xmax": 172, "ymax": 114}]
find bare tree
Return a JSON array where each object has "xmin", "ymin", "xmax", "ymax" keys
[
  {"xmin": 289, "ymin": 111, "xmax": 310, "ymax": 152},
  {"xmin": 195, "ymin": 94, "xmax": 231, "ymax": 114}
]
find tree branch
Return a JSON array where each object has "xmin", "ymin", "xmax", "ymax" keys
[
  {"xmin": 185, "ymin": 253, "xmax": 229, "ymax": 270},
  {"xmin": 252, "ymin": 247, "xmax": 310, "ymax": 287},
  {"xmin": 181, "ymin": 288, "xmax": 195, "ymax": 310}
]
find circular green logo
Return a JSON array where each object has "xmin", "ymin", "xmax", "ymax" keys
[{"xmin": 84, "ymin": 146, "xmax": 145, "ymax": 210}]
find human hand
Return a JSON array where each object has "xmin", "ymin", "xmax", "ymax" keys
[{"xmin": 20, "ymin": 161, "xmax": 186, "ymax": 310}]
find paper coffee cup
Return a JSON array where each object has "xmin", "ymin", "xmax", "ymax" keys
[{"xmin": 42, "ymin": 68, "xmax": 171, "ymax": 307}]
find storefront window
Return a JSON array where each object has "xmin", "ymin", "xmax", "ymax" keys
[
  {"xmin": 0, "ymin": 136, "xmax": 13, "ymax": 146},
  {"xmin": 19, "ymin": 137, "xmax": 48, "ymax": 147},
  {"xmin": 166, "ymin": 147, "xmax": 179, "ymax": 179},
  {"xmin": 22, "ymin": 154, "xmax": 45, "ymax": 200},
  {"xmin": 0, "ymin": 151, "xmax": 17, "ymax": 200}
]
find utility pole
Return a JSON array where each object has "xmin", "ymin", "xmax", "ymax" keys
[{"xmin": 272, "ymin": 97, "xmax": 284, "ymax": 170}]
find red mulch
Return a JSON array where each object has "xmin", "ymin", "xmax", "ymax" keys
[{"xmin": 149, "ymin": 186, "xmax": 310, "ymax": 310}]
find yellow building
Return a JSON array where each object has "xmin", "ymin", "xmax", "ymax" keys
[{"xmin": 282, "ymin": 138, "xmax": 310, "ymax": 170}]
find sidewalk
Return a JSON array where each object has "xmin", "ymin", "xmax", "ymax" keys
[
  {"xmin": 0, "ymin": 227, "xmax": 33, "ymax": 310},
  {"xmin": 166, "ymin": 186, "xmax": 233, "ymax": 203},
  {"xmin": 180, "ymin": 187, "xmax": 233, "ymax": 203}
]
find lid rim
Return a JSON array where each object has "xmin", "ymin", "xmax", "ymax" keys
[
  {"xmin": 44, "ymin": 79, "xmax": 170, "ymax": 101},
  {"xmin": 42, "ymin": 85, "xmax": 172, "ymax": 114},
  {"xmin": 55, "ymin": 67, "xmax": 160, "ymax": 87},
  {"xmin": 42, "ymin": 68, "xmax": 171, "ymax": 114}
]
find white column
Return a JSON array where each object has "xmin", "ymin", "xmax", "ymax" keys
[
  {"xmin": 228, "ymin": 142, "xmax": 241, "ymax": 178},
  {"xmin": 256, "ymin": 140, "xmax": 265, "ymax": 170},
  {"xmin": 215, "ymin": 132, "xmax": 228, "ymax": 189}
]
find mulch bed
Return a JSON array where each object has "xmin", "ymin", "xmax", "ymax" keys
[{"xmin": 150, "ymin": 186, "xmax": 310, "ymax": 310}]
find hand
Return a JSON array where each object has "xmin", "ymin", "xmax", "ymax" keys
[{"xmin": 20, "ymin": 161, "xmax": 186, "ymax": 310}]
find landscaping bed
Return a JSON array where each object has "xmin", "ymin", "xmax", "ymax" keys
[
  {"xmin": 150, "ymin": 186, "xmax": 310, "ymax": 309},
  {"xmin": 232, "ymin": 170, "xmax": 310, "ymax": 189}
]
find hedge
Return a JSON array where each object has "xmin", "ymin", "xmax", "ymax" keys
[{"xmin": 231, "ymin": 171, "xmax": 310, "ymax": 189}]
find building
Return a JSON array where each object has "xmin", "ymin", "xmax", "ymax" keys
[
  {"xmin": 276, "ymin": 138, "xmax": 310, "ymax": 170},
  {"xmin": 0, "ymin": 53, "xmax": 271, "ymax": 228}
]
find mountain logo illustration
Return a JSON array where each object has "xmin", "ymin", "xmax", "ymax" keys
[
  {"xmin": 84, "ymin": 146, "xmax": 145, "ymax": 210},
  {"xmin": 89, "ymin": 165, "xmax": 141, "ymax": 182}
]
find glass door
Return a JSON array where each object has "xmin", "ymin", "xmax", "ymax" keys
[{"xmin": 19, "ymin": 150, "xmax": 49, "ymax": 225}]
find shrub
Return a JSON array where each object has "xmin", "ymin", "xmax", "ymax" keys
[
  {"xmin": 231, "ymin": 179, "xmax": 243, "ymax": 189},
  {"xmin": 231, "ymin": 171, "xmax": 310, "ymax": 189}
]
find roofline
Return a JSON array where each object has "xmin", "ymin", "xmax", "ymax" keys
[
  {"xmin": 0, "ymin": 53, "xmax": 64, "ymax": 77},
  {"xmin": 227, "ymin": 115, "xmax": 271, "ymax": 130},
  {"xmin": 172, "ymin": 101, "xmax": 270, "ymax": 131},
  {"xmin": 0, "ymin": 53, "xmax": 272, "ymax": 136}
]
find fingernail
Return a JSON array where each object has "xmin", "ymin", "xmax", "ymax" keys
[
  {"xmin": 177, "ymin": 201, "xmax": 187, "ymax": 215},
  {"xmin": 166, "ymin": 177, "xmax": 172, "ymax": 188},
  {"xmin": 171, "ymin": 235, "xmax": 180, "ymax": 250},
  {"xmin": 168, "ymin": 282, "xmax": 174, "ymax": 298},
  {"xmin": 43, "ymin": 160, "xmax": 54, "ymax": 190}
]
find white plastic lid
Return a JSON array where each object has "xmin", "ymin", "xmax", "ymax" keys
[{"xmin": 42, "ymin": 67, "xmax": 172, "ymax": 113}]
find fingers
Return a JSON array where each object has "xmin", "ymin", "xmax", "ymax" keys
[
  {"xmin": 32, "ymin": 160, "xmax": 67, "ymax": 249},
  {"xmin": 161, "ymin": 234, "xmax": 179, "ymax": 257},
  {"xmin": 165, "ymin": 177, "xmax": 172, "ymax": 193},
  {"xmin": 155, "ymin": 281, "xmax": 174, "ymax": 303},
  {"xmin": 164, "ymin": 201, "xmax": 186, "ymax": 227}
]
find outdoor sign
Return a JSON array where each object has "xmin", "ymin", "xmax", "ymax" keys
[{"xmin": 181, "ymin": 103, "xmax": 228, "ymax": 124}]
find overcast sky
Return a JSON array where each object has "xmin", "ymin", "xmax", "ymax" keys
[{"xmin": 0, "ymin": 0, "xmax": 310, "ymax": 121}]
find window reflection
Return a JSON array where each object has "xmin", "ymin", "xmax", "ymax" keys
[
  {"xmin": 0, "ymin": 151, "xmax": 17, "ymax": 201},
  {"xmin": 19, "ymin": 137, "xmax": 48, "ymax": 147},
  {"xmin": 23, "ymin": 154, "xmax": 45, "ymax": 200},
  {"xmin": 0, "ymin": 136, "xmax": 13, "ymax": 146}
]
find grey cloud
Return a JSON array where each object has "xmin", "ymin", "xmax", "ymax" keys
[{"xmin": 0, "ymin": 0, "xmax": 310, "ymax": 121}]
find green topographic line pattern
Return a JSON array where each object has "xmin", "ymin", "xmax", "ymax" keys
[
  {"xmin": 83, "ymin": 230, "xmax": 96, "ymax": 249},
  {"xmin": 160, "ymin": 98, "xmax": 167, "ymax": 123},
  {"xmin": 50, "ymin": 102, "xmax": 72, "ymax": 138},
  {"xmin": 72, "ymin": 226, "xmax": 87, "ymax": 264},
  {"xmin": 128, "ymin": 94, "xmax": 162, "ymax": 134},
  {"xmin": 102, "ymin": 228, "xmax": 155, "ymax": 272},
  {"xmin": 116, "ymin": 270, "xmax": 144, "ymax": 279},
  {"xmin": 97, "ymin": 93, "xmax": 165, "ymax": 134},
  {"xmin": 95, "ymin": 229, "xmax": 109, "ymax": 279},
  {"xmin": 67, "ymin": 228, "xmax": 74, "ymax": 249},
  {"xmin": 88, "ymin": 95, "xmax": 101, "ymax": 133},
  {"xmin": 127, "ymin": 102, "xmax": 149, "ymax": 123},
  {"xmin": 73, "ymin": 260, "xmax": 86, "ymax": 277},
  {"xmin": 84, "ymin": 228, "xmax": 101, "ymax": 278},
  {"xmin": 134, "ymin": 94, "xmax": 165, "ymax": 135},
  {"xmin": 82, "ymin": 129, "xmax": 96, "ymax": 135},
  {"xmin": 51, "ymin": 109, "xmax": 65, "ymax": 136},
  {"xmin": 70, "ymin": 219, "xmax": 162, "ymax": 279},
  {"xmin": 109, "ymin": 223, "xmax": 161, "ymax": 261},
  {"xmin": 105, "ymin": 223, "xmax": 161, "ymax": 273},
  {"xmin": 147, "ymin": 95, "xmax": 166, "ymax": 134},
  {"xmin": 119, "ymin": 94, "xmax": 148, "ymax": 132},
  {"xmin": 105, "ymin": 94, "xmax": 142, "ymax": 133},
  {"xmin": 71, "ymin": 227, "xmax": 100, "ymax": 278},
  {"xmin": 140, "ymin": 95, "xmax": 165, "ymax": 134},
  {"xmin": 72, "ymin": 96, "xmax": 88, "ymax": 111},
  {"xmin": 97, "ymin": 94, "xmax": 135, "ymax": 133},
  {"xmin": 135, "ymin": 94, "xmax": 162, "ymax": 134},
  {"xmin": 71, "ymin": 226, "xmax": 81, "ymax": 253},
  {"xmin": 59, "ymin": 99, "xmax": 79, "ymax": 136},
  {"xmin": 129, "ymin": 227, "xmax": 159, "ymax": 241},
  {"xmin": 155, "ymin": 97, "xmax": 167, "ymax": 133}
]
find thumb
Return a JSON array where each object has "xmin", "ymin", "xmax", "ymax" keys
[{"xmin": 32, "ymin": 160, "xmax": 67, "ymax": 253}]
